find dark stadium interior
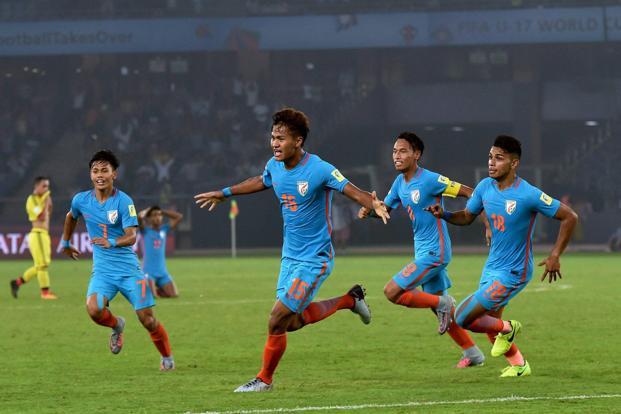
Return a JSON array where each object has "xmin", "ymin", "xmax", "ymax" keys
[{"xmin": 1, "ymin": 1, "xmax": 619, "ymax": 252}]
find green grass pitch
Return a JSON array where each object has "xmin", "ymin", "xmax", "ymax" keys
[{"xmin": 1, "ymin": 253, "xmax": 619, "ymax": 413}]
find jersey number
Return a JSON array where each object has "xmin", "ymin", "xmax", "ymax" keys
[
  {"xmin": 288, "ymin": 278, "xmax": 309, "ymax": 300},
  {"xmin": 406, "ymin": 205, "xmax": 414, "ymax": 221},
  {"xmin": 98, "ymin": 223, "xmax": 108, "ymax": 238},
  {"xmin": 281, "ymin": 194, "xmax": 298, "ymax": 212},
  {"xmin": 490, "ymin": 213, "xmax": 505, "ymax": 232},
  {"xmin": 136, "ymin": 278, "xmax": 147, "ymax": 298},
  {"xmin": 484, "ymin": 280, "xmax": 507, "ymax": 301}
]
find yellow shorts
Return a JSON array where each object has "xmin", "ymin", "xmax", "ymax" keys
[{"xmin": 28, "ymin": 229, "xmax": 51, "ymax": 267}]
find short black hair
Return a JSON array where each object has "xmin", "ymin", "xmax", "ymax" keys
[
  {"xmin": 396, "ymin": 131, "xmax": 424, "ymax": 156},
  {"xmin": 89, "ymin": 149, "xmax": 120, "ymax": 170},
  {"xmin": 272, "ymin": 107, "xmax": 310, "ymax": 145},
  {"xmin": 493, "ymin": 135, "xmax": 522, "ymax": 159},
  {"xmin": 146, "ymin": 205, "xmax": 162, "ymax": 217},
  {"xmin": 34, "ymin": 176, "xmax": 49, "ymax": 185}
]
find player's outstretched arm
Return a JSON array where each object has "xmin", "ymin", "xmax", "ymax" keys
[
  {"xmin": 358, "ymin": 204, "xmax": 393, "ymax": 220},
  {"xmin": 61, "ymin": 212, "xmax": 80, "ymax": 260},
  {"xmin": 446, "ymin": 182, "xmax": 491, "ymax": 244},
  {"xmin": 91, "ymin": 227, "xmax": 137, "ymax": 249},
  {"xmin": 163, "ymin": 209, "xmax": 184, "ymax": 229},
  {"xmin": 342, "ymin": 183, "xmax": 390, "ymax": 224},
  {"xmin": 539, "ymin": 203, "xmax": 579, "ymax": 283},
  {"xmin": 194, "ymin": 175, "xmax": 267, "ymax": 211},
  {"xmin": 425, "ymin": 204, "xmax": 478, "ymax": 226}
]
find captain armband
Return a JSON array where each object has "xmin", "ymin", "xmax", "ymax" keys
[{"xmin": 442, "ymin": 181, "xmax": 462, "ymax": 198}]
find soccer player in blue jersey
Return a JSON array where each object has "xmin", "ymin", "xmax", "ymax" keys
[
  {"xmin": 138, "ymin": 206, "xmax": 183, "ymax": 298},
  {"xmin": 427, "ymin": 135, "xmax": 578, "ymax": 377},
  {"xmin": 359, "ymin": 132, "xmax": 486, "ymax": 368},
  {"xmin": 61, "ymin": 150, "xmax": 175, "ymax": 371},
  {"xmin": 194, "ymin": 107, "xmax": 390, "ymax": 392}
]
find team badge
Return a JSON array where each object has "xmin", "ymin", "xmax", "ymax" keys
[
  {"xmin": 107, "ymin": 210, "xmax": 118, "ymax": 224},
  {"xmin": 540, "ymin": 192, "xmax": 553, "ymax": 206},
  {"xmin": 505, "ymin": 200, "xmax": 517, "ymax": 215},
  {"xmin": 128, "ymin": 204, "xmax": 137, "ymax": 217},
  {"xmin": 331, "ymin": 169, "xmax": 346, "ymax": 182},
  {"xmin": 297, "ymin": 181, "xmax": 309, "ymax": 196},
  {"xmin": 411, "ymin": 189, "xmax": 420, "ymax": 204}
]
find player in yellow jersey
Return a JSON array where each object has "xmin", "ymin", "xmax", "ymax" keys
[{"xmin": 10, "ymin": 176, "xmax": 58, "ymax": 300}]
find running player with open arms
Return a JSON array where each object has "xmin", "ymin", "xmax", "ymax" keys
[
  {"xmin": 427, "ymin": 135, "xmax": 578, "ymax": 377},
  {"xmin": 138, "ymin": 206, "xmax": 183, "ymax": 298},
  {"xmin": 194, "ymin": 108, "xmax": 390, "ymax": 392},
  {"xmin": 359, "ymin": 132, "xmax": 486, "ymax": 368},
  {"xmin": 61, "ymin": 150, "xmax": 175, "ymax": 370},
  {"xmin": 11, "ymin": 176, "xmax": 58, "ymax": 299}
]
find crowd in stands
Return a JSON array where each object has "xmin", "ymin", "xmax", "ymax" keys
[
  {"xmin": 0, "ymin": 55, "xmax": 362, "ymax": 204},
  {"xmin": 0, "ymin": 74, "xmax": 60, "ymax": 196}
]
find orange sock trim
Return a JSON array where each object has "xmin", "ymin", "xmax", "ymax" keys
[
  {"xmin": 149, "ymin": 323, "xmax": 172, "ymax": 357},
  {"xmin": 395, "ymin": 290, "xmax": 440, "ymax": 308},
  {"xmin": 92, "ymin": 308, "xmax": 118, "ymax": 328},
  {"xmin": 447, "ymin": 320, "xmax": 475, "ymax": 350},
  {"xmin": 256, "ymin": 333, "xmax": 287, "ymax": 385},
  {"xmin": 467, "ymin": 315, "xmax": 504, "ymax": 334},
  {"xmin": 302, "ymin": 295, "xmax": 354, "ymax": 325}
]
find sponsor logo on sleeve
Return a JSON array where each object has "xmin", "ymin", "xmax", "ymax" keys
[
  {"xmin": 128, "ymin": 205, "xmax": 137, "ymax": 217},
  {"xmin": 540, "ymin": 192, "xmax": 553, "ymax": 206},
  {"xmin": 437, "ymin": 175, "xmax": 450, "ymax": 185},
  {"xmin": 331, "ymin": 169, "xmax": 346, "ymax": 182}
]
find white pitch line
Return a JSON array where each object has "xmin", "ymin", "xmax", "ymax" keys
[{"xmin": 186, "ymin": 393, "xmax": 621, "ymax": 414}]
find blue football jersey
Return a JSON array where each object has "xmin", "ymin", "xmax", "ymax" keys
[
  {"xmin": 384, "ymin": 168, "xmax": 453, "ymax": 263},
  {"xmin": 466, "ymin": 177, "xmax": 561, "ymax": 279},
  {"xmin": 70, "ymin": 188, "xmax": 142, "ymax": 276},
  {"xmin": 262, "ymin": 152, "xmax": 349, "ymax": 263},
  {"xmin": 140, "ymin": 224, "xmax": 170, "ymax": 275}
]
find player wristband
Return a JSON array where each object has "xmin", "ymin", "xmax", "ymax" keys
[
  {"xmin": 441, "ymin": 211, "xmax": 453, "ymax": 220},
  {"xmin": 61, "ymin": 239, "xmax": 71, "ymax": 249},
  {"xmin": 222, "ymin": 187, "xmax": 233, "ymax": 198},
  {"xmin": 108, "ymin": 238, "xmax": 117, "ymax": 247}
]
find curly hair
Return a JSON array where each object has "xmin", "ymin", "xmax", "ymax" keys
[{"xmin": 272, "ymin": 107, "xmax": 310, "ymax": 145}]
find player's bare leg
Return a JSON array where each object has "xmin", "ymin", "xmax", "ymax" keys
[
  {"xmin": 148, "ymin": 279, "xmax": 159, "ymax": 298},
  {"xmin": 136, "ymin": 307, "xmax": 174, "ymax": 370},
  {"xmin": 86, "ymin": 294, "xmax": 124, "ymax": 354},
  {"xmin": 156, "ymin": 281, "xmax": 178, "ymax": 298}
]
